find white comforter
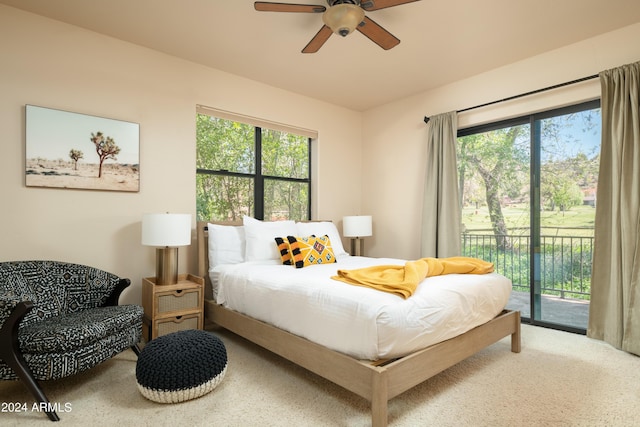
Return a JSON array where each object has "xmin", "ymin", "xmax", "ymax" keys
[{"xmin": 212, "ymin": 255, "xmax": 511, "ymax": 360}]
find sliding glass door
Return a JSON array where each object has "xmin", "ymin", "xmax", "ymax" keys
[
  {"xmin": 533, "ymin": 103, "xmax": 600, "ymax": 330},
  {"xmin": 458, "ymin": 100, "xmax": 600, "ymax": 332}
]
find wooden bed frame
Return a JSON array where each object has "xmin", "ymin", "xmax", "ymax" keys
[{"xmin": 197, "ymin": 221, "xmax": 521, "ymax": 427}]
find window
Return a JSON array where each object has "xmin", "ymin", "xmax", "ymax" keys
[
  {"xmin": 196, "ymin": 110, "xmax": 311, "ymax": 222},
  {"xmin": 457, "ymin": 100, "xmax": 600, "ymax": 333}
]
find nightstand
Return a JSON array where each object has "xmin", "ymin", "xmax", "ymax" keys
[{"xmin": 141, "ymin": 274, "xmax": 204, "ymax": 341}]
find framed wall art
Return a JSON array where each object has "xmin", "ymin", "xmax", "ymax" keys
[{"xmin": 25, "ymin": 105, "xmax": 140, "ymax": 192}]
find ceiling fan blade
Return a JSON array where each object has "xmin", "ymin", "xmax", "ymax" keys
[
  {"xmin": 356, "ymin": 16, "xmax": 400, "ymax": 50},
  {"xmin": 254, "ymin": 2, "xmax": 326, "ymax": 13},
  {"xmin": 361, "ymin": 0, "xmax": 420, "ymax": 11},
  {"xmin": 302, "ymin": 25, "xmax": 333, "ymax": 53}
]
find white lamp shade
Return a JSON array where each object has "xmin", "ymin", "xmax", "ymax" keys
[
  {"xmin": 141, "ymin": 213, "xmax": 192, "ymax": 247},
  {"xmin": 343, "ymin": 215, "xmax": 372, "ymax": 238}
]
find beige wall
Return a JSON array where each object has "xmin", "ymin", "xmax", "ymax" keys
[
  {"xmin": 0, "ymin": 5, "xmax": 363, "ymax": 304},
  {"xmin": 2, "ymin": 4, "xmax": 639, "ymax": 301},
  {"xmin": 362, "ymin": 23, "xmax": 640, "ymax": 259}
]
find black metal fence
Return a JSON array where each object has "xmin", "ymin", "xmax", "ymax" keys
[{"xmin": 461, "ymin": 233, "xmax": 593, "ymax": 300}]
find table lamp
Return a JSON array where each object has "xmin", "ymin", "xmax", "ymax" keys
[
  {"xmin": 142, "ymin": 213, "xmax": 191, "ymax": 285},
  {"xmin": 343, "ymin": 215, "xmax": 372, "ymax": 256}
]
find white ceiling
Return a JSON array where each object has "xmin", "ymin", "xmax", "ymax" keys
[{"xmin": 3, "ymin": 0, "xmax": 640, "ymax": 111}]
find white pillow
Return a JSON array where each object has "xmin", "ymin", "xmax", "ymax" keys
[
  {"xmin": 243, "ymin": 216, "xmax": 297, "ymax": 262},
  {"xmin": 207, "ymin": 223, "xmax": 245, "ymax": 268},
  {"xmin": 295, "ymin": 221, "xmax": 348, "ymax": 257}
]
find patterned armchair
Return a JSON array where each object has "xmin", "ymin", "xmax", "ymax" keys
[{"xmin": 0, "ymin": 260, "xmax": 143, "ymax": 421}]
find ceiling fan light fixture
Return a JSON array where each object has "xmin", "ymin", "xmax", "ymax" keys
[{"xmin": 322, "ymin": 4, "xmax": 365, "ymax": 37}]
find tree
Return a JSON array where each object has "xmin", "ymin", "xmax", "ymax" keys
[
  {"xmin": 261, "ymin": 128, "xmax": 309, "ymax": 220},
  {"xmin": 90, "ymin": 132, "xmax": 120, "ymax": 178},
  {"xmin": 196, "ymin": 115, "xmax": 255, "ymax": 220},
  {"xmin": 69, "ymin": 149, "xmax": 83, "ymax": 170},
  {"xmin": 553, "ymin": 180, "xmax": 584, "ymax": 213},
  {"xmin": 458, "ymin": 126, "xmax": 529, "ymax": 250},
  {"xmin": 541, "ymin": 153, "xmax": 595, "ymax": 212}
]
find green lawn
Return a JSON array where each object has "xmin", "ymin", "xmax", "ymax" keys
[{"xmin": 462, "ymin": 204, "xmax": 596, "ymax": 236}]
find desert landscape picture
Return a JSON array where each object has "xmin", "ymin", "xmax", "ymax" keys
[{"xmin": 25, "ymin": 105, "xmax": 139, "ymax": 192}]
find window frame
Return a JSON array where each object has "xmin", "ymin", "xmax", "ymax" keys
[{"xmin": 196, "ymin": 112, "xmax": 312, "ymax": 222}]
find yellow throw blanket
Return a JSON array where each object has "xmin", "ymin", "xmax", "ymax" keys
[{"xmin": 331, "ymin": 257, "xmax": 494, "ymax": 299}]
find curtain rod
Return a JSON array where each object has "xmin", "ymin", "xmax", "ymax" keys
[{"xmin": 423, "ymin": 73, "xmax": 599, "ymax": 124}]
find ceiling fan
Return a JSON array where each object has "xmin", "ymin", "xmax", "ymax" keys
[{"xmin": 254, "ymin": 0, "xmax": 421, "ymax": 53}]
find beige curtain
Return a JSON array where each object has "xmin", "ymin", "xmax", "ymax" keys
[
  {"xmin": 421, "ymin": 111, "xmax": 461, "ymax": 258},
  {"xmin": 588, "ymin": 61, "xmax": 640, "ymax": 356}
]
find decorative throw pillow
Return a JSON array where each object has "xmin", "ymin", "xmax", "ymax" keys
[
  {"xmin": 295, "ymin": 221, "xmax": 348, "ymax": 257},
  {"xmin": 289, "ymin": 235, "xmax": 336, "ymax": 268},
  {"xmin": 274, "ymin": 236, "xmax": 296, "ymax": 266}
]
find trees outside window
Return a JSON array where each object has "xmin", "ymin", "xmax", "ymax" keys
[{"xmin": 196, "ymin": 113, "xmax": 311, "ymax": 222}]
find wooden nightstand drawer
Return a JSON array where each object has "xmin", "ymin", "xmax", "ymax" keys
[
  {"xmin": 155, "ymin": 313, "xmax": 202, "ymax": 338},
  {"xmin": 156, "ymin": 289, "xmax": 200, "ymax": 314}
]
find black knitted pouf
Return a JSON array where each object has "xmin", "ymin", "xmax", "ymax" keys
[{"xmin": 135, "ymin": 329, "xmax": 227, "ymax": 403}]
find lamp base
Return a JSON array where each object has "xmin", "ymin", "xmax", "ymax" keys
[
  {"xmin": 350, "ymin": 238, "xmax": 365, "ymax": 257},
  {"xmin": 156, "ymin": 247, "xmax": 179, "ymax": 285}
]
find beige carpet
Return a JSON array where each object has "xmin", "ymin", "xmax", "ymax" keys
[{"xmin": 1, "ymin": 324, "xmax": 638, "ymax": 426}]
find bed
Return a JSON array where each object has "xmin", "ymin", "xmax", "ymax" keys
[{"xmin": 197, "ymin": 219, "xmax": 521, "ymax": 427}]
